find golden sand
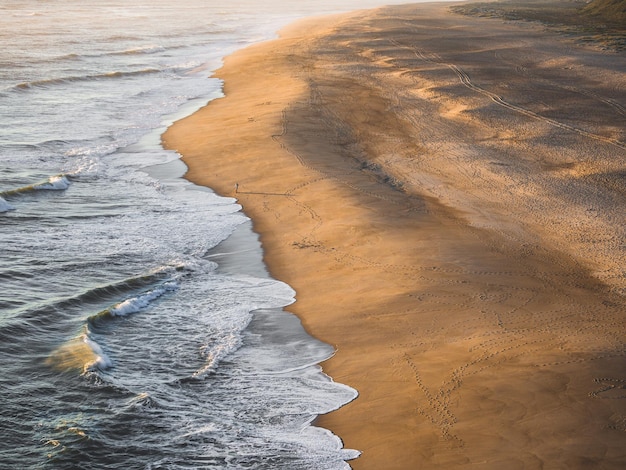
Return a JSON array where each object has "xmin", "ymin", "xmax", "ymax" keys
[{"xmin": 163, "ymin": 3, "xmax": 626, "ymax": 468}]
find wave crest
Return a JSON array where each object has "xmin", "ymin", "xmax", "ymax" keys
[
  {"xmin": 45, "ymin": 327, "xmax": 112, "ymax": 374},
  {"xmin": 1, "ymin": 174, "xmax": 71, "ymax": 197},
  {"xmin": 0, "ymin": 196, "xmax": 14, "ymax": 212},
  {"xmin": 10, "ymin": 68, "xmax": 162, "ymax": 92},
  {"xmin": 107, "ymin": 282, "xmax": 179, "ymax": 317},
  {"xmin": 33, "ymin": 175, "xmax": 71, "ymax": 191}
]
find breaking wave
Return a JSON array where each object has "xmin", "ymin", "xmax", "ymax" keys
[
  {"xmin": 1, "ymin": 175, "xmax": 71, "ymax": 196},
  {"xmin": 0, "ymin": 196, "xmax": 14, "ymax": 212},
  {"xmin": 10, "ymin": 69, "xmax": 163, "ymax": 92}
]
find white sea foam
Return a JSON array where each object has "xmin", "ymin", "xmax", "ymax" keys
[
  {"xmin": 83, "ymin": 334, "xmax": 113, "ymax": 371},
  {"xmin": 109, "ymin": 282, "xmax": 178, "ymax": 317},
  {"xmin": 193, "ymin": 331, "xmax": 242, "ymax": 378},
  {"xmin": 64, "ymin": 156, "xmax": 104, "ymax": 179},
  {"xmin": 0, "ymin": 197, "xmax": 14, "ymax": 212},
  {"xmin": 33, "ymin": 175, "xmax": 70, "ymax": 191}
]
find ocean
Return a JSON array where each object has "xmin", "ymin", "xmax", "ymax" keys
[{"xmin": 0, "ymin": 0, "xmax": 415, "ymax": 468}]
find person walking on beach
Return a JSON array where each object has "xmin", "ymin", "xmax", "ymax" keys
[{"xmin": 235, "ymin": 182, "xmax": 239, "ymax": 193}]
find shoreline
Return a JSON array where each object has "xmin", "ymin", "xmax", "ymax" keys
[{"xmin": 163, "ymin": 2, "xmax": 626, "ymax": 468}]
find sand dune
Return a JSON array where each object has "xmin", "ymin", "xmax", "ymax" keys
[{"xmin": 163, "ymin": 3, "xmax": 626, "ymax": 468}]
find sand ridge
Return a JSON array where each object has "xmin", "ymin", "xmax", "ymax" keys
[{"xmin": 163, "ymin": 3, "xmax": 626, "ymax": 468}]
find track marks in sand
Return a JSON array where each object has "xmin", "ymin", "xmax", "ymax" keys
[
  {"xmin": 380, "ymin": 241, "xmax": 626, "ymax": 446},
  {"xmin": 591, "ymin": 378, "xmax": 626, "ymax": 400},
  {"xmin": 388, "ymin": 39, "xmax": 626, "ymax": 151},
  {"xmin": 403, "ymin": 352, "xmax": 461, "ymax": 444},
  {"xmin": 397, "ymin": 294, "xmax": 626, "ymax": 445},
  {"xmin": 490, "ymin": 47, "xmax": 626, "ymax": 120}
]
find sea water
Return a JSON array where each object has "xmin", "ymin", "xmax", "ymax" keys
[{"xmin": 0, "ymin": 1, "xmax": 412, "ymax": 468}]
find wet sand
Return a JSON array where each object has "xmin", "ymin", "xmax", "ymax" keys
[{"xmin": 163, "ymin": 3, "xmax": 626, "ymax": 468}]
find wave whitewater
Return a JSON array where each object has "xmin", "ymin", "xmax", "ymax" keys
[
  {"xmin": 88, "ymin": 281, "xmax": 179, "ymax": 323},
  {"xmin": 0, "ymin": 196, "xmax": 14, "ymax": 212},
  {"xmin": 45, "ymin": 325, "xmax": 113, "ymax": 373},
  {"xmin": 1, "ymin": 174, "xmax": 71, "ymax": 197},
  {"xmin": 46, "ymin": 280, "xmax": 180, "ymax": 374}
]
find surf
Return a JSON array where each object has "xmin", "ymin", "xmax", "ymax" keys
[{"xmin": 0, "ymin": 174, "xmax": 71, "ymax": 196}]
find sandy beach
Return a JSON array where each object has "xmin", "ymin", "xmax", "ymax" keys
[{"xmin": 163, "ymin": 2, "xmax": 626, "ymax": 468}]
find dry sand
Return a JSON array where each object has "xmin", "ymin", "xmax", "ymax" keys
[{"xmin": 163, "ymin": 3, "xmax": 626, "ymax": 468}]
